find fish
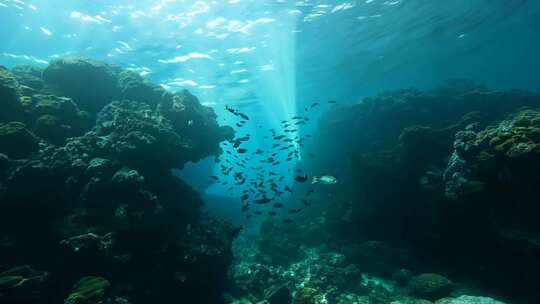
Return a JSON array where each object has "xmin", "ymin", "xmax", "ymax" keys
[
  {"xmin": 210, "ymin": 176, "xmax": 219, "ymax": 180},
  {"xmin": 241, "ymin": 204, "xmax": 249, "ymax": 212},
  {"xmin": 328, "ymin": 100, "xmax": 337, "ymax": 104},
  {"xmin": 273, "ymin": 203, "xmax": 284, "ymax": 208},
  {"xmin": 306, "ymin": 189, "xmax": 315, "ymax": 197},
  {"xmin": 312, "ymin": 175, "xmax": 337, "ymax": 184},
  {"xmin": 253, "ymin": 197, "xmax": 272, "ymax": 204},
  {"xmin": 236, "ymin": 123, "xmax": 242, "ymax": 128},
  {"xmin": 268, "ymin": 211, "xmax": 278, "ymax": 216},
  {"xmin": 272, "ymin": 161, "xmax": 281, "ymax": 166},
  {"xmin": 272, "ymin": 144, "xmax": 280, "ymax": 149},
  {"xmin": 255, "ymin": 149, "xmax": 264, "ymax": 154},
  {"xmin": 284, "ymin": 185, "xmax": 292, "ymax": 193},
  {"xmin": 310, "ymin": 102, "xmax": 319, "ymax": 108},
  {"xmin": 294, "ymin": 175, "xmax": 308, "ymax": 182},
  {"xmin": 273, "ymin": 135, "xmax": 286, "ymax": 140},
  {"xmin": 301, "ymin": 199, "xmax": 311, "ymax": 206},
  {"xmin": 288, "ymin": 208, "xmax": 302, "ymax": 214},
  {"xmin": 237, "ymin": 148, "xmax": 248, "ymax": 154},
  {"xmin": 239, "ymin": 113, "xmax": 250, "ymax": 120},
  {"xmin": 253, "ymin": 211, "xmax": 263, "ymax": 215}
]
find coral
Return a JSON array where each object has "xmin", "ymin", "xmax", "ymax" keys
[
  {"xmin": 117, "ymin": 70, "xmax": 164, "ymax": 107},
  {"xmin": 0, "ymin": 59, "xmax": 236, "ymax": 304},
  {"xmin": 64, "ymin": 276, "xmax": 111, "ymax": 304},
  {"xmin": 11, "ymin": 65, "xmax": 44, "ymax": 91},
  {"xmin": 0, "ymin": 121, "xmax": 39, "ymax": 158},
  {"xmin": 408, "ymin": 273, "xmax": 453, "ymax": 301},
  {"xmin": 42, "ymin": 58, "xmax": 121, "ymax": 116},
  {"xmin": 0, "ymin": 67, "xmax": 26, "ymax": 123}
]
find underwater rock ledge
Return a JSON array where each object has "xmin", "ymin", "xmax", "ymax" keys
[{"xmin": 0, "ymin": 58, "xmax": 235, "ymax": 304}]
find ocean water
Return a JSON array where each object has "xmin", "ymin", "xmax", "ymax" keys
[{"xmin": 1, "ymin": 1, "xmax": 540, "ymax": 304}]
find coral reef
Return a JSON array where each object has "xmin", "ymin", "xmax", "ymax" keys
[
  {"xmin": 0, "ymin": 58, "xmax": 236, "ymax": 303},
  {"xmin": 299, "ymin": 80, "xmax": 540, "ymax": 303}
]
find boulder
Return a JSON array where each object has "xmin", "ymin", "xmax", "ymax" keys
[{"xmin": 408, "ymin": 273, "xmax": 454, "ymax": 301}]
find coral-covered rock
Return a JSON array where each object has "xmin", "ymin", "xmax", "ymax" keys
[
  {"xmin": 117, "ymin": 70, "xmax": 165, "ymax": 107},
  {"xmin": 11, "ymin": 65, "xmax": 44, "ymax": 91},
  {"xmin": 22, "ymin": 94, "xmax": 91, "ymax": 144},
  {"xmin": 408, "ymin": 273, "xmax": 453, "ymax": 301},
  {"xmin": 0, "ymin": 121, "xmax": 39, "ymax": 158},
  {"xmin": 43, "ymin": 58, "xmax": 121, "ymax": 115},
  {"xmin": 0, "ymin": 67, "xmax": 26, "ymax": 123},
  {"xmin": 0, "ymin": 58, "xmax": 235, "ymax": 304},
  {"xmin": 157, "ymin": 90, "xmax": 234, "ymax": 161}
]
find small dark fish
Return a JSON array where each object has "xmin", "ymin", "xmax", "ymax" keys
[
  {"xmin": 288, "ymin": 208, "xmax": 302, "ymax": 214},
  {"xmin": 236, "ymin": 123, "xmax": 242, "ymax": 127},
  {"xmin": 272, "ymin": 144, "xmax": 280, "ymax": 149},
  {"xmin": 239, "ymin": 113, "xmax": 250, "ymax": 120},
  {"xmin": 286, "ymin": 157, "xmax": 292, "ymax": 161},
  {"xmin": 237, "ymin": 148, "xmax": 248, "ymax": 154},
  {"xmin": 307, "ymin": 152, "xmax": 314, "ymax": 157},
  {"xmin": 268, "ymin": 211, "xmax": 278, "ymax": 216},
  {"xmin": 255, "ymin": 149, "xmax": 264, "ymax": 154},
  {"xmin": 294, "ymin": 175, "xmax": 308, "ymax": 182},
  {"xmin": 328, "ymin": 100, "xmax": 337, "ymax": 104},
  {"xmin": 210, "ymin": 176, "xmax": 219, "ymax": 180},
  {"xmin": 221, "ymin": 181, "xmax": 228, "ymax": 185},
  {"xmin": 254, "ymin": 197, "xmax": 272, "ymax": 204},
  {"xmin": 241, "ymin": 204, "xmax": 249, "ymax": 212},
  {"xmin": 253, "ymin": 211, "xmax": 263, "ymax": 215},
  {"xmin": 225, "ymin": 105, "xmax": 237, "ymax": 115},
  {"xmin": 278, "ymin": 176, "xmax": 284, "ymax": 182},
  {"xmin": 279, "ymin": 147, "xmax": 288, "ymax": 151},
  {"xmin": 273, "ymin": 203, "xmax": 284, "ymax": 208},
  {"xmin": 272, "ymin": 161, "xmax": 281, "ymax": 166},
  {"xmin": 301, "ymin": 199, "xmax": 311, "ymax": 206},
  {"xmin": 310, "ymin": 102, "xmax": 319, "ymax": 108},
  {"xmin": 274, "ymin": 135, "xmax": 286, "ymax": 140},
  {"xmin": 306, "ymin": 189, "xmax": 315, "ymax": 197},
  {"xmin": 285, "ymin": 185, "xmax": 292, "ymax": 193}
]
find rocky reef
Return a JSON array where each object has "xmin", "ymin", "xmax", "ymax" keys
[
  {"xmin": 292, "ymin": 80, "xmax": 540, "ymax": 303},
  {"xmin": 0, "ymin": 58, "xmax": 235, "ymax": 303}
]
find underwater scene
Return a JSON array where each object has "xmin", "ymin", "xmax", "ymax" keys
[{"xmin": 1, "ymin": 0, "xmax": 540, "ymax": 303}]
